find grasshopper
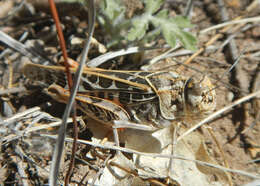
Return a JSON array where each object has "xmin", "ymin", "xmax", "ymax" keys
[{"xmin": 23, "ymin": 62, "xmax": 216, "ymax": 129}]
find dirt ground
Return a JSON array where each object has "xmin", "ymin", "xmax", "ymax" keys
[{"xmin": 0, "ymin": 0, "xmax": 260, "ymax": 185}]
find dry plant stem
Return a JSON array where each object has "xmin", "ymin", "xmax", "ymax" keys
[
  {"xmin": 67, "ymin": 118, "xmax": 78, "ymax": 184},
  {"xmin": 0, "ymin": 31, "xmax": 51, "ymax": 64},
  {"xmin": 109, "ymin": 160, "xmax": 169, "ymax": 185},
  {"xmin": 177, "ymin": 90, "xmax": 260, "ymax": 142},
  {"xmin": 2, "ymin": 58, "xmax": 17, "ymax": 115},
  {"xmin": 23, "ymin": 118, "xmax": 76, "ymax": 134},
  {"xmin": 147, "ymin": 179, "xmax": 168, "ymax": 186},
  {"xmin": 246, "ymin": 0, "xmax": 260, "ymax": 12},
  {"xmin": 200, "ymin": 16, "xmax": 260, "ymax": 34},
  {"xmin": 11, "ymin": 155, "xmax": 29, "ymax": 186},
  {"xmin": 0, "ymin": 106, "xmax": 40, "ymax": 126},
  {"xmin": 112, "ymin": 127, "xmax": 120, "ymax": 149},
  {"xmin": 217, "ymin": 0, "xmax": 238, "ymax": 71},
  {"xmin": 207, "ymin": 127, "xmax": 233, "ymax": 186},
  {"xmin": 8, "ymin": 59, "xmax": 13, "ymax": 88},
  {"xmin": 49, "ymin": 1, "xmax": 95, "ymax": 185},
  {"xmin": 248, "ymin": 158, "xmax": 260, "ymax": 164},
  {"xmin": 109, "ymin": 159, "xmax": 138, "ymax": 176},
  {"xmin": 184, "ymin": 0, "xmax": 193, "ymax": 18},
  {"xmin": 168, "ymin": 124, "xmax": 177, "ymax": 178},
  {"xmin": 43, "ymin": 135, "xmax": 260, "ymax": 179},
  {"xmin": 14, "ymin": 144, "xmax": 47, "ymax": 186},
  {"xmin": 48, "ymin": 0, "xmax": 78, "ymax": 185},
  {"xmin": 113, "ymin": 120, "xmax": 156, "ymax": 131},
  {"xmin": 87, "ymin": 46, "xmax": 147, "ymax": 67},
  {"xmin": 15, "ymin": 144, "xmax": 51, "ymax": 177},
  {"xmin": 2, "ymin": 118, "xmax": 75, "ymax": 146},
  {"xmin": 90, "ymin": 154, "xmax": 112, "ymax": 186},
  {"xmin": 0, "ymin": 87, "xmax": 26, "ymax": 96},
  {"xmin": 48, "ymin": 1, "xmax": 73, "ymax": 89}
]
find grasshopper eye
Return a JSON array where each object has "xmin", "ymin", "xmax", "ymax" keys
[
  {"xmin": 184, "ymin": 77, "xmax": 196, "ymax": 105},
  {"xmin": 184, "ymin": 77, "xmax": 205, "ymax": 108}
]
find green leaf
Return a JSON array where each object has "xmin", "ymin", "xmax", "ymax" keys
[
  {"xmin": 170, "ymin": 16, "xmax": 193, "ymax": 28},
  {"xmin": 101, "ymin": 0, "xmax": 125, "ymax": 20},
  {"xmin": 145, "ymin": 0, "xmax": 164, "ymax": 14},
  {"xmin": 162, "ymin": 25, "xmax": 176, "ymax": 47},
  {"xmin": 98, "ymin": 0, "xmax": 197, "ymax": 50},
  {"xmin": 176, "ymin": 31, "xmax": 197, "ymax": 51},
  {"xmin": 127, "ymin": 19, "xmax": 148, "ymax": 41},
  {"xmin": 150, "ymin": 15, "xmax": 197, "ymax": 50},
  {"xmin": 156, "ymin": 9, "xmax": 168, "ymax": 19}
]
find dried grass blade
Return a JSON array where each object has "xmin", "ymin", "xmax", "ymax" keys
[
  {"xmin": 0, "ymin": 30, "xmax": 52, "ymax": 64},
  {"xmin": 49, "ymin": 1, "xmax": 96, "ymax": 185}
]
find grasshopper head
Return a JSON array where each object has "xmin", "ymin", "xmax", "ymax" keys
[
  {"xmin": 148, "ymin": 72, "xmax": 216, "ymax": 121},
  {"xmin": 183, "ymin": 76, "xmax": 216, "ymax": 116}
]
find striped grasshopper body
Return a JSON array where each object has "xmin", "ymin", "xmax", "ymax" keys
[{"xmin": 23, "ymin": 63, "xmax": 216, "ymax": 128}]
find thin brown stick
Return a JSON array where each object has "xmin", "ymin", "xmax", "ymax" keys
[
  {"xmin": 48, "ymin": 0, "xmax": 78, "ymax": 185},
  {"xmin": 48, "ymin": 0, "xmax": 72, "ymax": 89}
]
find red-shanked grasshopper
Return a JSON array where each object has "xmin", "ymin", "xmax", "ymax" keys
[{"xmin": 23, "ymin": 62, "xmax": 216, "ymax": 129}]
